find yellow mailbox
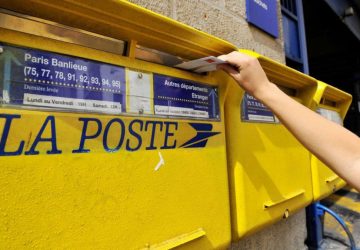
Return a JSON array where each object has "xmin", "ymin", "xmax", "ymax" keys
[
  {"xmin": 310, "ymin": 81, "xmax": 352, "ymax": 201},
  {"xmin": 0, "ymin": 1, "xmax": 235, "ymax": 249},
  {"xmin": 225, "ymin": 50, "xmax": 318, "ymax": 239}
]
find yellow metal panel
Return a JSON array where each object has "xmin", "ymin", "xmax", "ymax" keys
[
  {"xmin": 311, "ymin": 155, "xmax": 346, "ymax": 201},
  {"xmin": 311, "ymin": 81, "xmax": 352, "ymax": 201},
  {"xmin": 326, "ymin": 194, "xmax": 360, "ymax": 213},
  {"xmin": 312, "ymin": 81, "xmax": 327, "ymax": 108},
  {"xmin": 126, "ymin": 39, "xmax": 138, "ymax": 59},
  {"xmin": 0, "ymin": 0, "xmax": 236, "ymax": 59},
  {"xmin": 225, "ymin": 80, "xmax": 314, "ymax": 239},
  {"xmin": 144, "ymin": 228, "xmax": 206, "ymax": 250},
  {"xmin": 0, "ymin": 29, "xmax": 231, "ymax": 249},
  {"xmin": 226, "ymin": 51, "xmax": 316, "ymax": 239}
]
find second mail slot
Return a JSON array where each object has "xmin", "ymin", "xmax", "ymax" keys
[
  {"xmin": 225, "ymin": 50, "xmax": 317, "ymax": 239},
  {"xmin": 311, "ymin": 81, "xmax": 352, "ymax": 201}
]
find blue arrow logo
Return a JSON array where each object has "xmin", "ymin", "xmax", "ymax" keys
[
  {"xmin": 0, "ymin": 47, "xmax": 21, "ymax": 103},
  {"xmin": 208, "ymin": 88, "xmax": 218, "ymax": 118},
  {"xmin": 180, "ymin": 123, "xmax": 220, "ymax": 148}
]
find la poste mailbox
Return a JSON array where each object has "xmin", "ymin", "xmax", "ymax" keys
[
  {"xmin": 0, "ymin": 1, "xmax": 235, "ymax": 249},
  {"xmin": 225, "ymin": 50, "xmax": 316, "ymax": 239}
]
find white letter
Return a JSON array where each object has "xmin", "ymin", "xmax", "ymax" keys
[{"xmin": 25, "ymin": 53, "xmax": 32, "ymax": 61}]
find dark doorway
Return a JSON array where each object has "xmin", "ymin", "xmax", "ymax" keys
[{"xmin": 302, "ymin": 0, "xmax": 360, "ymax": 135}]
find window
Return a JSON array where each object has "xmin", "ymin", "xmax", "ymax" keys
[{"xmin": 281, "ymin": 0, "xmax": 309, "ymax": 73}]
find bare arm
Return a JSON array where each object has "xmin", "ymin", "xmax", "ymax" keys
[{"xmin": 218, "ymin": 51, "xmax": 360, "ymax": 192}]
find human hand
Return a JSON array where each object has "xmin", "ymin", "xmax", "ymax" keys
[{"xmin": 217, "ymin": 51, "xmax": 272, "ymax": 99}]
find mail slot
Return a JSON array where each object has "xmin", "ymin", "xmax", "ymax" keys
[
  {"xmin": 310, "ymin": 81, "xmax": 352, "ymax": 201},
  {"xmin": 225, "ymin": 50, "xmax": 317, "ymax": 239},
  {"xmin": 0, "ymin": 1, "xmax": 235, "ymax": 249}
]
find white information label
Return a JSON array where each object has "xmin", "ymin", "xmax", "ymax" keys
[
  {"xmin": 316, "ymin": 107, "xmax": 343, "ymax": 126},
  {"xmin": 248, "ymin": 114, "xmax": 275, "ymax": 122},
  {"xmin": 23, "ymin": 93, "xmax": 122, "ymax": 114},
  {"xmin": 127, "ymin": 70, "xmax": 153, "ymax": 114},
  {"xmin": 155, "ymin": 105, "xmax": 209, "ymax": 118}
]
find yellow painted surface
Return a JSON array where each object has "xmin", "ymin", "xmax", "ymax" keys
[
  {"xmin": 0, "ymin": 109, "xmax": 230, "ymax": 249},
  {"xmin": 0, "ymin": 26, "xmax": 231, "ymax": 249},
  {"xmin": 311, "ymin": 156, "xmax": 346, "ymax": 201},
  {"xmin": 327, "ymin": 194, "xmax": 360, "ymax": 213},
  {"xmin": 225, "ymin": 53, "xmax": 317, "ymax": 239},
  {"xmin": 311, "ymin": 82, "xmax": 352, "ymax": 201},
  {"xmin": 144, "ymin": 228, "xmax": 206, "ymax": 249}
]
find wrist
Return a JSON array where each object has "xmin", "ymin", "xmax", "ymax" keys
[{"xmin": 253, "ymin": 81, "xmax": 279, "ymax": 104}]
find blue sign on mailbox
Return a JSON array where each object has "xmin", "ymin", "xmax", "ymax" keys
[
  {"xmin": 0, "ymin": 43, "xmax": 126, "ymax": 114},
  {"xmin": 246, "ymin": 0, "xmax": 279, "ymax": 38},
  {"xmin": 153, "ymin": 74, "xmax": 220, "ymax": 120}
]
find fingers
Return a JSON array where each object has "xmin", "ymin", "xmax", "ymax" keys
[
  {"xmin": 217, "ymin": 54, "xmax": 228, "ymax": 62},
  {"xmin": 217, "ymin": 64, "xmax": 240, "ymax": 81},
  {"xmin": 217, "ymin": 63, "xmax": 240, "ymax": 79},
  {"xmin": 218, "ymin": 51, "xmax": 254, "ymax": 70}
]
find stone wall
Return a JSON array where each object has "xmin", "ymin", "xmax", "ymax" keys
[
  {"xmin": 127, "ymin": 0, "xmax": 285, "ymax": 62},
  {"xmin": 126, "ymin": 0, "xmax": 307, "ymax": 249}
]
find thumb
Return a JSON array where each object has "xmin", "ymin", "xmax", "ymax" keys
[
  {"xmin": 217, "ymin": 55, "xmax": 228, "ymax": 62},
  {"xmin": 217, "ymin": 63, "xmax": 239, "ymax": 77}
]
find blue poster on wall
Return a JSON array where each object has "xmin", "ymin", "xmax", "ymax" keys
[
  {"xmin": 246, "ymin": 0, "xmax": 279, "ymax": 38},
  {"xmin": 0, "ymin": 43, "xmax": 126, "ymax": 114}
]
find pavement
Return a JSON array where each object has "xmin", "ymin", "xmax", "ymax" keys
[{"xmin": 321, "ymin": 186, "xmax": 360, "ymax": 249}]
